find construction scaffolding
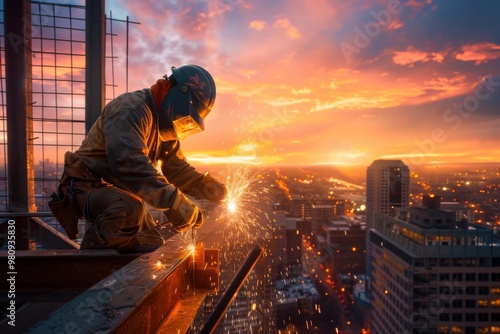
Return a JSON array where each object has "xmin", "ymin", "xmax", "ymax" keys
[{"xmin": 0, "ymin": 0, "xmax": 138, "ymax": 246}]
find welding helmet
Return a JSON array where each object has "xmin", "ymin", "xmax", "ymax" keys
[{"xmin": 158, "ymin": 64, "xmax": 216, "ymax": 141}]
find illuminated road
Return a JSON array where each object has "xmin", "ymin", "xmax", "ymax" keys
[
  {"xmin": 303, "ymin": 242, "xmax": 365, "ymax": 334},
  {"xmin": 184, "ymin": 167, "xmax": 368, "ymax": 333}
]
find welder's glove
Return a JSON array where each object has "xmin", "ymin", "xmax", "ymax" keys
[
  {"xmin": 194, "ymin": 173, "xmax": 228, "ymax": 203},
  {"xmin": 164, "ymin": 189, "xmax": 204, "ymax": 232}
]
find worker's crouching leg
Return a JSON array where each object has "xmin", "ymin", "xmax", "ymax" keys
[{"xmin": 80, "ymin": 185, "xmax": 164, "ymax": 253}]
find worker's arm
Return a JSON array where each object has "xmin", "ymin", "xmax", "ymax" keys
[
  {"xmin": 101, "ymin": 106, "xmax": 177, "ymax": 210},
  {"xmin": 159, "ymin": 141, "xmax": 227, "ymax": 203},
  {"xmin": 158, "ymin": 140, "xmax": 204, "ymax": 194}
]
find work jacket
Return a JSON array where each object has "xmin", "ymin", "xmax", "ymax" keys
[{"xmin": 75, "ymin": 88, "xmax": 204, "ymax": 211}]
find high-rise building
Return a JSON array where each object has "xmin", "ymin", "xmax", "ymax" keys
[
  {"xmin": 311, "ymin": 204, "xmax": 336, "ymax": 238},
  {"xmin": 366, "ymin": 160, "xmax": 410, "ymax": 229},
  {"xmin": 324, "ymin": 219, "xmax": 366, "ymax": 275},
  {"xmin": 366, "ymin": 160, "xmax": 410, "ymax": 296},
  {"xmin": 274, "ymin": 211, "xmax": 304, "ymax": 276},
  {"xmin": 288, "ymin": 198, "xmax": 345, "ymax": 221},
  {"xmin": 369, "ymin": 197, "xmax": 500, "ymax": 334}
]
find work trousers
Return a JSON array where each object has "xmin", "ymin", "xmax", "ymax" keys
[{"xmin": 58, "ymin": 152, "xmax": 164, "ymax": 252}]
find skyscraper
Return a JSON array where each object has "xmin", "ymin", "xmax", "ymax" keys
[
  {"xmin": 366, "ymin": 160, "xmax": 410, "ymax": 229},
  {"xmin": 366, "ymin": 160, "xmax": 410, "ymax": 299},
  {"xmin": 369, "ymin": 197, "xmax": 500, "ymax": 334}
]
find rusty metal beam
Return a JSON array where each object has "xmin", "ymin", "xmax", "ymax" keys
[
  {"xmin": 0, "ymin": 249, "xmax": 137, "ymax": 299},
  {"xmin": 0, "ymin": 213, "xmax": 80, "ymax": 249},
  {"xmin": 0, "ymin": 248, "xmax": 139, "ymax": 333},
  {"xmin": 25, "ymin": 233, "xmax": 219, "ymax": 334},
  {"xmin": 28, "ymin": 217, "xmax": 80, "ymax": 250}
]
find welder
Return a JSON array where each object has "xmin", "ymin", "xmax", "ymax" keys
[{"xmin": 49, "ymin": 64, "xmax": 227, "ymax": 252}]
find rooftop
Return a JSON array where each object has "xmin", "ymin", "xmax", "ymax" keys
[{"xmin": 275, "ymin": 276, "xmax": 320, "ymax": 304}]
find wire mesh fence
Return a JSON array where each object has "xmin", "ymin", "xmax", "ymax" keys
[{"xmin": 0, "ymin": 0, "xmax": 138, "ymax": 232}]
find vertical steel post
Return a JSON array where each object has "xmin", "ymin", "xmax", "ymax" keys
[
  {"xmin": 126, "ymin": 16, "xmax": 129, "ymax": 92},
  {"xmin": 85, "ymin": 0, "xmax": 105, "ymax": 133},
  {"xmin": 5, "ymin": 0, "xmax": 35, "ymax": 249},
  {"xmin": 199, "ymin": 245, "xmax": 263, "ymax": 334}
]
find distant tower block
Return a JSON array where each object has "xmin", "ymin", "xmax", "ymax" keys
[{"xmin": 365, "ymin": 159, "xmax": 410, "ymax": 299}]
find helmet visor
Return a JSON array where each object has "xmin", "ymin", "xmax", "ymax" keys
[
  {"xmin": 159, "ymin": 83, "xmax": 207, "ymax": 141},
  {"xmin": 173, "ymin": 115, "xmax": 204, "ymax": 140}
]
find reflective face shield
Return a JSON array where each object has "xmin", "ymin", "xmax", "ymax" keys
[{"xmin": 173, "ymin": 116, "xmax": 203, "ymax": 140}]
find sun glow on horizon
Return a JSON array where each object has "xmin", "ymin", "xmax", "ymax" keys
[{"xmin": 186, "ymin": 154, "xmax": 261, "ymax": 165}]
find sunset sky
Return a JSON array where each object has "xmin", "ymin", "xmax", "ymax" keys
[{"xmin": 104, "ymin": 0, "xmax": 500, "ymax": 168}]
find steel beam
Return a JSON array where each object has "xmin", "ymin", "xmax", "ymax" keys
[
  {"xmin": 25, "ymin": 233, "xmax": 219, "ymax": 333},
  {"xmin": 0, "ymin": 213, "xmax": 79, "ymax": 249},
  {"xmin": 28, "ymin": 217, "xmax": 80, "ymax": 249},
  {"xmin": 0, "ymin": 248, "xmax": 138, "ymax": 333},
  {"xmin": 0, "ymin": 249, "xmax": 137, "ymax": 299}
]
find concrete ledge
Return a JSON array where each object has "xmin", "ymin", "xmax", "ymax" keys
[{"xmin": 26, "ymin": 233, "xmax": 219, "ymax": 334}]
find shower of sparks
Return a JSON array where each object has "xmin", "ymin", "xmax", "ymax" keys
[
  {"xmin": 190, "ymin": 163, "xmax": 280, "ymax": 332},
  {"xmin": 183, "ymin": 107, "xmax": 329, "ymax": 331},
  {"xmin": 174, "ymin": 226, "xmax": 201, "ymax": 254},
  {"xmin": 214, "ymin": 164, "xmax": 274, "ymax": 241}
]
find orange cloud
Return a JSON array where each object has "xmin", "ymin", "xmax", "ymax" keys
[
  {"xmin": 405, "ymin": 0, "xmax": 433, "ymax": 11},
  {"xmin": 392, "ymin": 47, "xmax": 446, "ymax": 66},
  {"xmin": 455, "ymin": 42, "xmax": 500, "ymax": 64},
  {"xmin": 386, "ymin": 17, "xmax": 404, "ymax": 30},
  {"xmin": 291, "ymin": 88, "xmax": 311, "ymax": 95},
  {"xmin": 421, "ymin": 74, "xmax": 468, "ymax": 99},
  {"xmin": 249, "ymin": 20, "xmax": 266, "ymax": 31},
  {"xmin": 273, "ymin": 18, "xmax": 301, "ymax": 39}
]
